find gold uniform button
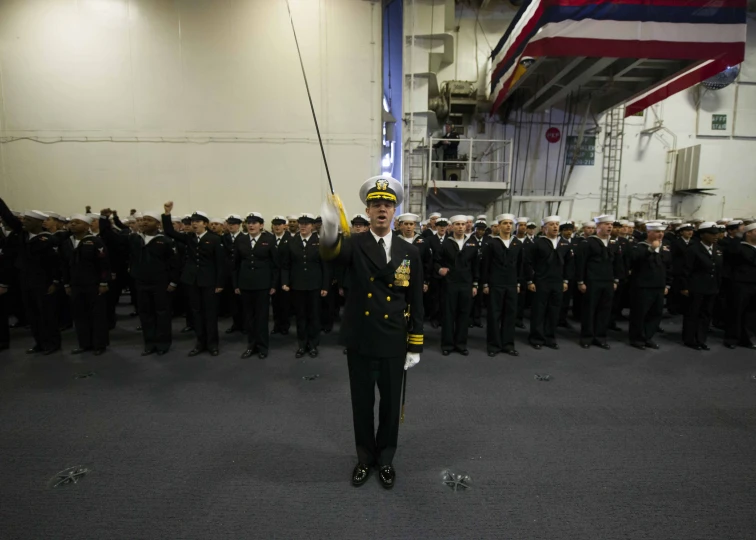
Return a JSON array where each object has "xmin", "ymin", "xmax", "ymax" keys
[
  {"xmin": 365, "ymin": 311, "xmax": 370, "ymax": 316},
  {"xmin": 384, "ymin": 314, "xmax": 388, "ymax": 319},
  {"xmin": 386, "ymin": 296, "xmax": 391, "ymax": 301},
  {"xmin": 388, "ymin": 284, "xmax": 393, "ymax": 288},
  {"xmin": 370, "ymin": 277, "xmax": 374, "ymax": 282},
  {"xmin": 367, "ymin": 293, "xmax": 372, "ymax": 298}
]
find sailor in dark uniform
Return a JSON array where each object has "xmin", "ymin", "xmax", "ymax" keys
[
  {"xmin": 525, "ymin": 215, "xmax": 574, "ymax": 350},
  {"xmin": 320, "ymin": 175, "xmax": 424, "ymax": 490},
  {"xmin": 59, "ymin": 214, "xmax": 111, "ymax": 355},
  {"xmin": 575, "ymin": 215, "xmax": 621, "ymax": 349},
  {"xmin": 680, "ymin": 222, "xmax": 723, "ymax": 350},
  {"xmin": 426, "ymin": 216, "xmax": 448, "ymax": 328},
  {"xmin": 557, "ymin": 221, "xmax": 577, "ymax": 328},
  {"xmin": 0, "ymin": 202, "xmax": 62, "ymax": 355},
  {"xmin": 336, "ymin": 214, "xmax": 371, "ymax": 324},
  {"xmin": 514, "ymin": 216, "xmax": 531, "ymax": 328},
  {"xmin": 481, "ymin": 213, "xmax": 523, "ymax": 357},
  {"xmin": 223, "ymin": 214, "xmax": 245, "ymax": 334},
  {"xmin": 100, "ymin": 210, "xmax": 180, "ymax": 356},
  {"xmin": 469, "ymin": 220, "xmax": 488, "ymax": 328},
  {"xmin": 286, "ymin": 215, "xmax": 299, "ymax": 236},
  {"xmin": 162, "ymin": 203, "xmax": 226, "ymax": 357},
  {"xmin": 280, "ymin": 213, "xmax": 330, "ymax": 358},
  {"xmin": 270, "ymin": 215, "xmax": 292, "ymax": 335},
  {"xmin": 0, "ymin": 227, "xmax": 10, "ymax": 351},
  {"xmin": 434, "ymin": 215, "xmax": 480, "ymax": 355},
  {"xmin": 233, "ymin": 212, "xmax": 279, "ymax": 359},
  {"xmin": 626, "ymin": 222, "xmax": 672, "ymax": 350},
  {"xmin": 724, "ymin": 222, "xmax": 756, "ymax": 349},
  {"xmin": 422, "ymin": 212, "xmax": 441, "ymax": 239}
]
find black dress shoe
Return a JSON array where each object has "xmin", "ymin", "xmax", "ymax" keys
[
  {"xmin": 71, "ymin": 348, "xmax": 90, "ymax": 355},
  {"xmin": 431, "ymin": 320, "xmax": 440, "ymax": 329},
  {"xmin": 515, "ymin": 322, "xmax": 526, "ymax": 329},
  {"xmin": 188, "ymin": 347, "xmax": 205, "ymax": 357},
  {"xmin": 580, "ymin": 343, "xmax": 590, "ymax": 349},
  {"xmin": 645, "ymin": 341, "xmax": 660, "ymax": 350},
  {"xmin": 458, "ymin": 348, "xmax": 469, "ymax": 356},
  {"xmin": 685, "ymin": 343, "xmax": 702, "ymax": 351},
  {"xmin": 26, "ymin": 345, "xmax": 42, "ymax": 354},
  {"xmin": 700, "ymin": 344, "xmax": 710, "ymax": 351},
  {"xmin": 280, "ymin": 329, "xmax": 288, "ymax": 335},
  {"xmin": 295, "ymin": 348, "xmax": 306, "ymax": 358},
  {"xmin": 557, "ymin": 321, "xmax": 572, "ymax": 329},
  {"xmin": 309, "ymin": 348, "xmax": 319, "ymax": 358},
  {"xmin": 42, "ymin": 347, "xmax": 61, "ymax": 356},
  {"xmin": 180, "ymin": 326, "xmax": 194, "ymax": 334},
  {"xmin": 531, "ymin": 343, "xmax": 542, "ymax": 350},
  {"xmin": 724, "ymin": 343, "xmax": 736, "ymax": 349},
  {"xmin": 352, "ymin": 463, "xmax": 371, "ymax": 487},
  {"xmin": 378, "ymin": 465, "xmax": 395, "ymax": 490},
  {"xmin": 258, "ymin": 352, "xmax": 267, "ymax": 359},
  {"xmin": 141, "ymin": 348, "xmax": 156, "ymax": 356},
  {"xmin": 442, "ymin": 349, "xmax": 451, "ymax": 356},
  {"xmin": 271, "ymin": 329, "xmax": 281, "ymax": 335},
  {"xmin": 545, "ymin": 342, "xmax": 560, "ymax": 350},
  {"xmin": 593, "ymin": 341, "xmax": 611, "ymax": 350},
  {"xmin": 343, "ymin": 348, "xmax": 348, "ymax": 355},
  {"xmin": 135, "ymin": 326, "xmax": 142, "ymax": 331},
  {"xmin": 487, "ymin": 351, "xmax": 497, "ymax": 357},
  {"xmin": 468, "ymin": 323, "xmax": 474, "ymax": 328},
  {"xmin": 631, "ymin": 342, "xmax": 646, "ymax": 350},
  {"xmin": 156, "ymin": 350, "xmax": 169, "ymax": 356},
  {"xmin": 225, "ymin": 326, "xmax": 239, "ymax": 334},
  {"xmin": 474, "ymin": 322, "xmax": 484, "ymax": 328},
  {"xmin": 93, "ymin": 348, "xmax": 106, "ymax": 356},
  {"xmin": 505, "ymin": 348, "xmax": 519, "ymax": 357},
  {"xmin": 209, "ymin": 349, "xmax": 220, "ymax": 357},
  {"xmin": 241, "ymin": 349, "xmax": 254, "ymax": 359},
  {"xmin": 608, "ymin": 324, "xmax": 621, "ymax": 331}
]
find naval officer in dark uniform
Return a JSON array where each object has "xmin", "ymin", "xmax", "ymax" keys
[
  {"xmin": 162, "ymin": 202, "xmax": 227, "ymax": 357},
  {"xmin": 320, "ymin": 176, "xmax": 424, "ymax": 490}
]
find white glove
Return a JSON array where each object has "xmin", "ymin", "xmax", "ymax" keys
[
  {"xmin": 404, "ymin": 352, "xmax": 420, "ymax": 370},
  {"xmin": 319, "ymin": 198, "xmax": 341, "ymax": 246}
]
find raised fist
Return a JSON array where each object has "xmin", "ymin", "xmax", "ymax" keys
[{"xmin": 164, "ymin": 201, "xmax": 174, "ymax": 214}]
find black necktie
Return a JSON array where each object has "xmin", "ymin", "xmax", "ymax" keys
[{"xmin": 251, "ymin": 237, "xmax": 257, "ymax": 248}]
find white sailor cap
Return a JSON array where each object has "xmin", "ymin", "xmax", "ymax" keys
[
  {"xmin": 428, "ymin": 212, "xmax": 442, "ymax": 219},
  {"xmin": 171, "ymin": 215, "xmax": 182, "ymax": 223},
  {"xmin": 450, "ymin": 215, "xmax": 467, "ymax": 224},
  {"xmin": 209, "ymin": 217, "xmax": 226, "ymax": 224},
  {"xmin": 671, "ymin": 220, "xmax": 683, "ymax": 225},
  {"xmin": 620, "ymin": 220, "xmax": 632, "ymax": 227},
  {"xmin": 24, "ymin": 210, "xmax": 49, "ymax": 221},
  {"xmin": 476, "ymin": 214, "xmax": 487, "ymax": 221},
  {"xmin": 142, "ymin": 211, "xmax": 162, "ymax": 222},
  {"xmin": 542, "ymin": 215, "xmax": 560, "ymax": 225},
  {"xmin": 516, "ymin": 217, "xmax": 529, "ymax": 224},
  {"xmin": 726, "ymin": 220, "xmax": 743, "ymax": 227},
  {"xmin": 466, "ymin": 215, "xmax": 474, "ymax": 221},
  {"xmin": 70, "ymin": 213, "xmax": 93, "ymax": 224},
  {"xmin": 645, "ymin": 222, "xmax": 666, "ymax": 232},
  {"xmin": 286, "ymin": 214, "xmax": 299, "ymax": 221},
  {"xmin": 744, "ymin": 222, "xmax": 756, "ymax": 233},
  {"xmin": 581, "ymin": 221, "xmax": 595, "ymax": 228},
  {"xmin": 635, "ymin": 219, "xmax": 646, "ymax": 224},
  {"xmin": 495, "ymin": 213, "xmax": 516, "ymax": 223},
  {"xmin": 690, "ymin": 218, "xmax": 703, "ymax": 224},
  {"xmin": 397, "ymin": 213, "xmax": 420, "ymax": 223},
  {"xmin": 86, "ymin": 213, "xmax": 103, "ymax": 221},
  {"xmin": 717, "ymin": 218, "xmax": 733, "ymax": 224},
  {"xmin": 594, "ymin": 214, "xmax": 615, "ymax": 224},
  {"xmin": 133, "ymin": 212, "xmax": 143, "ymax": 219}
]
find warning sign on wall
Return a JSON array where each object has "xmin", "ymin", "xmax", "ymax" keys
[
  {"xmin": 565, "ymin": 136, "xmax": 596, "ymax": 166},
  {"xmin": 711, "ymin": 114, "xmax": 727, "ymax": 131}
]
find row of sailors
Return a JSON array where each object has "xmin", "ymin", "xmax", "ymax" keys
[{"xmin": 1, "ymin": 196, "xmax": 755, "ymax": 358}]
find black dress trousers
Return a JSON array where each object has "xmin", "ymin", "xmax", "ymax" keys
[
  {"xmin": 241, "ymin": 289, "xmax": 271, "ymax": 352},
  {"xmin": 683, "ymin": 292, "xmax": 716, "ymax": 346},
  {"xmin": 188, "ymin": 285, "xmax": 220, "ymax": 350},
  {"xmin": 0, "ymin": 292, "xmax": 8, "ymax": 346},
  {"xmin": 346, "ymin": 351, "xmax": 404, "ymax": 467},
  {"xmin": 629, "ymin": 288, "xmax": 664, "ymax": 345},
  {"xmin": 137, "ymin": 283, "xmax": 173, "ymax": 352},
  {"xmin": 579, "ymin": 281, "xmax": 614, "ymax": 344},
  {"xmin": 71, "ymin": 285, "xmax": 109, "ymax": 350},
  {"xmin": 529, "ymin": 281, "xmax": 562, "ymax": 345},
  {"xmin": 292, "ymin": 289, "xmax": 321, "ymax": 349},
  {"xmin": 486, "ymin": 285, "xmax": 517, "ymax": 353},
  {"xmin": 441, "ymin": 282, "xmax": 472, "ymax": 350},
  {"xmin": 23, "ymin": 287, "xmax": 60, "ymax": 351}
]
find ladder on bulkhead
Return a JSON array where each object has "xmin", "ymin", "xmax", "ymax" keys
[{"xmin": 600, "ymin": 106, "xmax": 625, "ymax": 216}]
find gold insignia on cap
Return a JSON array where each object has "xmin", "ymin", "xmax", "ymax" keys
[{"xmin": 376, "ymin": 179, "xmax": 389, "ymax": 191}]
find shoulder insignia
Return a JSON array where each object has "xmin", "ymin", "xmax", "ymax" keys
[
  {"xmin": 663, "ymin": 246, "xmax": 670, "ymax": 251},
  {"xmin": 39, "ymin": 236, "xmax": 48, "ymax": 241}
]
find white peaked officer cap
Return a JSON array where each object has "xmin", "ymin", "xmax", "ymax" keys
[
  {"xmin": 645, "ymin": 222, "xmax": 666, "ymax": 232},
  {"xmin": 191, "ymin": 211, "xmax": 209, "ymax": 221},
  {"xmin": 698, "ymin": 221, "xmax": 720, "ymax": 233},
  {"xmin": 70, "ymin": 214, "xmax": 93, "ymax": 224},
  {"xmin": 25, "ymin": 210, "xmax": 49, "ymax": 220},
  {"xmin": 594, "ymin": 214, "xmax": 615, "ymax": 224},
  {"xmin": 495, "ymin": 213, "xmax": 516, "ymax": 223},
  {"xmin": 435, "ymin": 216, "xmax": 449, "ymax": 225},
  {"xmin": 542, "ymin": 215, "xmax": 560, "ymax": 225},
  {"xmin": 397, "ymin": 213, "xmax": 420, "ymax": 223},
  {"xmin": 428, "ymin": 212, "xmax": 442, "ymax": 219},
  {"xmin": 449, "ymin": 215, "xmax": 467, "ymax": 224},
  {"xmin": 142, "ymin": 211, "xmax": 162, "ymax": 222},
  {"xmin": 359, "ymin": 175, "xmax": 403, "ymax": 206}
]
